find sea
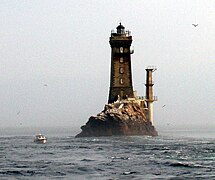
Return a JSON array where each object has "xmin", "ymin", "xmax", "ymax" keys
[{"xmin": 0, "ymin": 126, "xmax": 214, "ymax": 180}]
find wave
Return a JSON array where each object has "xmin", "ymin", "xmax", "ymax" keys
[
  {"xmin": 0, "ymin": 170, "xmax": 35, "ymax": 176},
  {"xmin": 166, "ymin": 161, "xmax": 203, "ymax": 168}
]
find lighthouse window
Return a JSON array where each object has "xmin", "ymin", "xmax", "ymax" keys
[
  {"xmin": 119, "ymin": 57, "xmax": 124, "ymax": 63},
  {"xmin": 120, "ymin": 47, "xmax": 123, "ymax": 53},
  {"xmin": 120, "ymin": 78, "xmax": 124, "ymax": 85},
  {"xmin": 119, "ymin": 67, "xmax": 124, "ymax": 74}
]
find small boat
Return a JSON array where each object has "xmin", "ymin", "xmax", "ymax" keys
[{"xmin": 34, "ymin": 134, "xmax": 47, "ymax": 143}]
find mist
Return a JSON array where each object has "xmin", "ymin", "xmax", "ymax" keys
[{"xmin": 0, "ymin": 0, "xmax": 214, "ymax": 130}]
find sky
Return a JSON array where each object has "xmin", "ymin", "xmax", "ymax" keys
[{"xmin": 0, "ymin": 0, "xmax": 214, "ymax": 129}]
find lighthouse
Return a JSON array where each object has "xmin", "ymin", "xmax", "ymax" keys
[
  {"xmin": 108, "ymin": 23, "xmax": 134, "ymax": 103},
  {"xmin": 75, "ymin": 23, "xmax": 159, "ymax": 138}
]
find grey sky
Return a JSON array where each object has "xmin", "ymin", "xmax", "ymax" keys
[{"xmin": 0, "ymin": 0, "xmax": 214, "ymax": 128}]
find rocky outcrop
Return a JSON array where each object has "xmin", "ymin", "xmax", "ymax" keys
[{"xmin": 75, "ymin": 101, "xmax": 158, "ymax": 137}]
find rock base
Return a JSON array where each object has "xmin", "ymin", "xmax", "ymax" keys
[{"xmin": 75, "ymin": 101, "xmax": 158, "ymax": 138}]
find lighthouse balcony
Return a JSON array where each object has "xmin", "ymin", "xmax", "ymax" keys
[
  {"xmin": 145, "ymin": 81, "xmax": 154, "ymax": 85},
  {"xmin": 110, "ymin": 35, "xmax": 132, "ymax": 42},
  {"xmin": 138, "ymin": 96, "xmax": 158, "ymax": 101},
  {"xmin": 146, "ymin": 96, "xmax": 158, "ymax": 102}
]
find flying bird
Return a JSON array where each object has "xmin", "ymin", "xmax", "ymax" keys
[
  {"xmin": 43, "ymin": 84, "xmax": 48, "ymax": 87},
  {"xmin": 192, "ymin": 24, "xmax": 198, "ymax": 27},
  {"xmin": 162, "ymin": 105, "xmax": 166, "ymax": 108}
]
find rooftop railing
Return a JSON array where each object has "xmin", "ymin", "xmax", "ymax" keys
[{"xmin": 111, "ymin": 30, "xmax": 131, "ymax": 37}]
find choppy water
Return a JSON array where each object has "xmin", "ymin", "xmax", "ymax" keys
[{"xmin": 0, "ymin": 127, "xmax": 215, "ymax": 179}]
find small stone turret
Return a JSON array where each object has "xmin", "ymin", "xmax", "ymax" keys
[{"xmin": 145, "ymin": 66, "xmax": 157, "ymax": 125}]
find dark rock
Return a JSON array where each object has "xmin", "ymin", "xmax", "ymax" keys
[{"xmin": 75, "ymin": 101, "xmax": 158, "ymax": 138}]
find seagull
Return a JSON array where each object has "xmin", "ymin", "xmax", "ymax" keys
[
  {"xmin": 192, "ymin": 24, "xmax": 198, "ymax": 27},
  {"xmin": 162, "ymin": 105, "xmax": 166, "ymax": 108}
]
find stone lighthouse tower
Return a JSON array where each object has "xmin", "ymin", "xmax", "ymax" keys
[{"xmin": 108, "ymin": 23, "xmax": 134, "ymax": 103}]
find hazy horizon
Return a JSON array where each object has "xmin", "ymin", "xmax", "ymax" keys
[{"xmin": 0, "ymin": 0, "xmax": 214, "ymax": 129}]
